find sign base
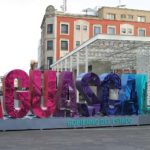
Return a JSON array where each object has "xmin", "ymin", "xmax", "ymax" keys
[{"xmin": 0, "ymin": 115, "xmax": 150, "ymax": 131}]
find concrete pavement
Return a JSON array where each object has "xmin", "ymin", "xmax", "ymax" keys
[{"xmin": 0, "ymin": 126, "xmax": 150, "ymax": 150}]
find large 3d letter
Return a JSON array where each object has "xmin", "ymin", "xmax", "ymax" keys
[
  {"xmin": 30, "ymin": 70, "xmax": 57, "ymax": 118},
  {"xmin": 76, "ymin": 72, "xmax": 101, "ymax": 105},
  {"xmin": 101, "ymin": 73, "xmax": 121, "ymax": 115},
  {"xmin": 76, "ymin": 72, "xmax": 101, "ymax": 116},
  {"xmin": 56, "ymin": 71, "xmax": 78, "ymax": 117},
  {"xmin": 4, "ymin": 69, "xmax": 30, "ymax": 118}
]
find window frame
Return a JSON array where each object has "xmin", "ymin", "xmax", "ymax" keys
[
  {"xmin": 83, "ymin": 25, "xmax": 88, "ymax": 31},
  {"xmin": 137, "ymin": 16, "xmax": 146, "ymax": 22},
  {"xmin": 127, "ymin": 28, "xmax": 133, "ymax": 35},
  {"xmin": 107, "ymin": 26, "xmax": 116, "ymax": 35},
  {"xmin": 93, "ymin": 25, "xmax": 102, "ymax": 36},
  {"xmin": 76, "ymin": 25, "xmax": 80, "ymax": 30},
  {"xmin": 138, "ymin": 28, "xmax": 146, "ymax": 36},
  {"xmin": 107, "ymin": 13, "xmax": 116, "ymax": 20},
  {"xmin": 47, "ymin": 24, "xmax": 53, "ymax": 34},
  {"xmin": 60, "ymin": 39, "xmax": 69, "ymax": 51},
  {"xmin": 121, "ymin": 14, "xmax": 126, "ymax": 19},
  {"xmin": 128, "ymin": 15, "xmax": 133, "ymax": 20},
  {"xmin": 120, "ymin": 24, "xmax": 134, "ymax": 36},
  {"xmin": 121, "ymin": 28, "xmax": 126, "ymax": 34},
  {"xmin": 47, "ymin": 57, "xmax": 53, "ymax": 68},
  {"xmin": 47, "ymin": 40, "xmax": 53, "ymax": 50},
  {"xmin": 60, "ymin": 22, "xmax": 69, "ymax": 35},
  {"xmin": 76, "ymin": 41, "xmax": 80, "ymax": 47}
]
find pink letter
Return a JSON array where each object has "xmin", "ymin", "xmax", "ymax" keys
[
  {"xmin": 4, "ymin": 69, "xmax": 30, "ymax": 118},
  {"xmin": 30, "ymin": 70, "xmax": 57, "ymax": 118}
]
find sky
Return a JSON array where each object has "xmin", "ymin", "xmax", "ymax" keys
[{"xmin": 0, "ymin": 0, "xmax": 150, "ymax": 76}]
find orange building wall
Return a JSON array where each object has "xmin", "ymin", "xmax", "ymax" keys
[
  {"xmin": 56, "ymin": 16, "xmax": 150, "ymax": 60},
  {"xmin": 56, "ymin": 17, "xmax": 75, "ymax": 60}
]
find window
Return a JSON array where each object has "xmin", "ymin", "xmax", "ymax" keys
[
  {"xmin": 107, "ymin": 13, "xmax": 115, "ymax": 20},
  {"xmin": 83, "ymin": 25, "xmax": 87, "ymax": 31},
  {"xmin": 128, "ymin": 15, "xmax": 133, "ymax": 19},
  {"xmin": 120, "ymin": 24, "xmax": 134, "ymax": 36},
  {"xmin": 47, "ymin": 24, "xmax": 53, "ymax": 34},
  {"xmin": 138, "ymin": 16, "xmax": 146, "ymax": 22},
  {"xmin": 47, "ymin": 40, "xmax": 53, "ymax": 50},
  {"xmin": 47, "ymin": 57, "xmax": 53, "ymax": 68},
  {"xmin": 94, "ymin": 26, "xmax": 101, "ymax": 36},
  {"xmin": 121, "ymin": 28, "xmax": 133, "ymax": 35},
  {"xmin": 121, "ymin": 14, "xmax": 126, "ymax": 19},
  {"xmin": 76, "ymin": 41, "xmax": 80, "ymax": 47},
  {"xmin": 138, "ymin": 28, "xmax": 146, "ymax": 36},
  {"xmin": 61, "ymin": 24, "xmax": 69, "ymax": 34},
  {"xmin": 128, "ymin": 28, "xmax": 133, "ymax": 35},
  {"xmin": 76, "ymin": 25, "xmax": 80, "ymax": 30},
  {"xmin": 61, "ymin": 40, "xmax": 68, "ymax": 51},
  {"xmin": 121, "ymin": 28, "xmax": 126, "ymax": 34},
  {"xmin": 88, "ymin": 65, "xmax": 92, "ymax": 72},
  {"xmin": 107, "ymin": 26, "xmax": 115, "ymax": 35}
]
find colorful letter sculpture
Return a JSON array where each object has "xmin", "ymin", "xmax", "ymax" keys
[
  {"xmin": 1, "ymin": 69, "xmax": 149, "ymax": 119},
  {"xmin": 119, "ymin": 74, "xmax": 145, "ymax": 115},
  {"xmin": 30, "ymin": 70, "xmax": 57, "ymax": 118},
  {"xmin": 76, "ymin": 72, "xmax": 101, "ymax": 116},
  {"xmin": 135, "ymin": 74, "xmax": 148, "ymax": 114},
  {"xmin": 44, "ymin": 70, "xmax": 57, "ymax": 114},
  {"xmin": 101, "ymin": 73, "xmax": 121, "ymax": 115},
  {"xmin": 4, "ymin": 69, "xmax": 30, "ymax": 118},
  {"xmin": 56, "ymin": 71, "xmax": 77, "ymax": 117},
  {"xmin": 76, "ymin": 72, "xmax": 101, "ymax": 105}
]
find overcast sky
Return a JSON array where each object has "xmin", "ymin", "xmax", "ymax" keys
[{"xmin": 0, "ymin": 0, "xmax": 150, "ymax": 76}]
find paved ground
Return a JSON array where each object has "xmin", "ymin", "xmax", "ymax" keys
[{"xmin": 0, "ymin": 126, "xmax": 150, "ymax": 150}]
